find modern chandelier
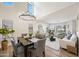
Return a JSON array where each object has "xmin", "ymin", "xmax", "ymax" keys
[{"xmin": 19, "ymin": 2, "xmax": 36, "ymax": 21}]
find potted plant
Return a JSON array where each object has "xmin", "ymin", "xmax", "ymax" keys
[
  {"xmin": 0, "ymin": 28, "xmax": 15, "ymax": 51},
  {"xmin": 29, "ymin": 32, "xmax": 33, "ymax": 39}
]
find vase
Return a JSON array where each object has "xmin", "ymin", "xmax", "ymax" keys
[{"xmin": 1, "ymin": 39, "xmax": 8, "ymax": 51}]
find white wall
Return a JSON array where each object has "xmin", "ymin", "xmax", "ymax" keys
[
  {"xmin": 0, "ymin": 3, "xmax": 27, "ymax": 37},
  {"xmin": 0, "ymin": 2, "xmax": 47, "ymax": 38},
  {"xmin": 0, "ymin": 15, "xmax": 47, "ymax": 38}
]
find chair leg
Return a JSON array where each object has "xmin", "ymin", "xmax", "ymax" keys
[
  {"xmin": 13, "ymin": 52, "xmax": 16, "ymax": 57},
  {"xmin": 13, "ymin": 54, "xmax": 16, "ymax": 57},
  {"xmin": 29, "ymin": 51, "xmax": 32, "ymax": 57},
  {"xmin": 12, "ymin": 51, "xmax": 17, "ymax": 57},
  {"xmin": 30, "ymin": 52, "xmax": 31, "ymax": 57},
  {"xmin": 43, "ymin": 51, "xmax": 45, "ymax": 57},
  {"xmin": 27, "ymin": 50, "xmax": 32, "ymax": 57}
]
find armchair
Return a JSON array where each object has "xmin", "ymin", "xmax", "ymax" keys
[
  {"xmin": 11, "ymin": 40, "xmax": 24, "ymax": 57},
  {"xmin": 29, "ymin": 39, "xmax": 46, "ymax": 57}
]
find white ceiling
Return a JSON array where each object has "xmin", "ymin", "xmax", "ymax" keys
[
  {"xmin": 0, "ymin": 2, "xmax": 26, "ymax": 16},
  {"xmin": 34, "ymin": 2, "xmax": 78, "ymax": 19},
  {"xmin": 0, "ymin": 2, "xmax": 78, "ymax": 23}
]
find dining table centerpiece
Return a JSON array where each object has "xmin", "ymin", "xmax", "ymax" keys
[{"xmin": 29, "ymin": 32, "xmax": 33, "ymax": 39}]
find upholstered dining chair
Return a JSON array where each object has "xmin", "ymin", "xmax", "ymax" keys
[
  {"xmin": 11, "ymin": 40, "xmax": 24, "ymax": 57},
  {"xmin": 29, "ymin": 39, "xmax": 46, "ymax": 57}
]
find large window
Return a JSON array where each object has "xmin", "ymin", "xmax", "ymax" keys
[{"xmin": 28, "ymin": 2, "xmax": 33, "ymax": 14}]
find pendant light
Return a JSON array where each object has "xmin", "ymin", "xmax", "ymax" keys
[{"xmin": 19, "ymin": 2, "xmax": 36, "ymax": 21}]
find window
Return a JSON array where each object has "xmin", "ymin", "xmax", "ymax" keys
[
  {"xmin": 28, "ymin": 2, "xmax": 33, "ymax": 14},
  {"xmin": 2, "ymin": 2, "xmax": 14, "ymax": 6}
]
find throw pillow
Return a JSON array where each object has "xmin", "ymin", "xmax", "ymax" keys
[
  {"xmin": 70, "ymin": 34, "xmax": 77, "ymax": 42},
  {"xmin": 66, "ymin": 33, "xmax": 72, "ymax": 40}
]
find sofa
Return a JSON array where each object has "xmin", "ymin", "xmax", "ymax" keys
[{"xmin": 59, "ymin": 33, "xmax": 77, "ymax": 49}]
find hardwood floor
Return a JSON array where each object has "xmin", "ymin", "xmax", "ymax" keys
[
  {"xmin": 45, "ymin": 46, "xmax": 77, "ymax": 57},
  {"xmin": 0, "ymin": 46, "xmax": 13, "ymax": 57},
  {"xmin": 0, "ymin": 46, "xmax": 77, "ymax": 57}
]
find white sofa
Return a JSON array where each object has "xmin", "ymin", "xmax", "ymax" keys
[{"xmin": 59, "ymin": 34, "xmax": 77, "ymax": 49}]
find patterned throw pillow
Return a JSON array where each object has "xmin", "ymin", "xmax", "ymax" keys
[{"xmin": 66, "ymin": 33, "xmax": 72, "ymax": 40}]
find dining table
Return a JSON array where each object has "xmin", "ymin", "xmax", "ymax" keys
[{"xmin": 18, "ymin": 37, "xmax": 40, "ymax": 57}]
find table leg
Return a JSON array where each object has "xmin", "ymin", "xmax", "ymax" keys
[{"xmin": 24, "ymin": 46, "xmax": 27, "ymax": 57}]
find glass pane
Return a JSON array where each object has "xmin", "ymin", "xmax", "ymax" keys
[
  {"xmin": 28, "ymin": 3, "xmax": 33, "ymax": 14},
  {"xmin": 2, "ymin": 2, "xmax": 14, "ymax": 6}
]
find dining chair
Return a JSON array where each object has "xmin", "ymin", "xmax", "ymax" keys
[
  {"xmin": 11, "ymin": 40, "xmax": 24, "ymax": 57},
  {"xmin": 29, "ymin": 39, "xmax": 46, "ymax": 57}
]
